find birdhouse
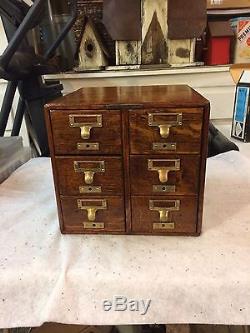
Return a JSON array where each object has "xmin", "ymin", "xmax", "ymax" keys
[
  {"xmin": 78, "ymin": 17, "xmax": 110, "ymax": 70},
  {"xmin": 205, "ymin": 21, "xmax": 234, "ymax": 66},
  {"xmin": 167, "ymin": 0, "xmax": 206, "ymax": 66},
  {"xmin": 102, "ymin": 0, "xmax": 207, "ymax": 67},
  {"xmin": 103, "ymin": 0, "xmax": 142, "ymax": 66},
  {"xmin": 76, "ymin": 0, "xmax": 207, "ymax": 68}
]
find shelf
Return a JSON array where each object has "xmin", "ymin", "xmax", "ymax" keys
[
  {"xmin": 207, "ymin": 0, "xmax": 250, "ymax": 10},
  {"xmin": 207, "ymin": 8, "xmax": 250, "ymax": 15},
  {"xmin": 44, "ymin": 65, "xmax": 235, "ymax": 121},
  {"xmin": 45, "ymin": 65, "xmax": 231, "ymax": 80}
]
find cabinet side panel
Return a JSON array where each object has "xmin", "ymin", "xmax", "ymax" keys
[
  {"xmin": 44, "ymin": 107, "xmax": 65, "ymax": 233},
  {"xmin": 197, "ymin": 104, "xmax": 210, "ymax": 235}
]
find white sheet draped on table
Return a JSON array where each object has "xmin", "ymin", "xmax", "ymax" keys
[{"xmin": 0, "ymin": 147, "xmax": 250, "ymax": 328}]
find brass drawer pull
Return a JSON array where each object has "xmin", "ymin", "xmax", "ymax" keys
[
  {"xmin": 148, "ymin": 159, "xmax": 180, "ymax": 183},
  {"xmin": 69, "ymin": 114, "xmax": 102, "ymax": 140},
  {"xmin": 149, "ymin": 199, "xmax": 180, "ymax": 223},
  {"xmin": 74, "ymin": 161, "xmax": 105, "ymax": 185},
  {"xmin": 148, "ymin": 113, "xmax": 182, "ymax": 138},
  {"xmin": 77, "ymin": 199, "xmax": 107, "ymax": 222}
]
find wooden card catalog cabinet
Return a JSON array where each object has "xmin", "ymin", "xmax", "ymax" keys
[{"xmin": 45, "ymin": 85, "xmax": 209, "ymax": 236}]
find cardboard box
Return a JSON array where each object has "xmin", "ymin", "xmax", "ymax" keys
[
  {"xmin": 230, "ymin": 64, "xmax": 250, "ymax": 141},
  {"xmin": 230, "ymin": 17, "xmax": 250, "ymax": 64},
  {"xmin": 207, "ymin": 0, "xmax": 250, "ymax": 9}
]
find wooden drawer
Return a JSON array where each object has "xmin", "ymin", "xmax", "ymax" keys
[
  {"xmin": 50, "ymin": 110, "xmax": 122, "ymax": 155},
  {"xmin": 130, "ymin": 155, "xmax": 200, "ymax": 195},
  {"xmin": 130, "ymin": 109, "xmax": 203, "ymax": 154},
  {"xmin": 131, "ymin": 196, "xmax": 198, "ymax": 234},
  {"xmin": 60, "ymin": 196, "xmax": 125, "ymax": 234},
  {"xmin": 56, "ymin": 156, "xmax": 124, "ymax": 196},
  {"xmin": 45, "ymin": 85, "xmax": 209, "ymax": 235}
]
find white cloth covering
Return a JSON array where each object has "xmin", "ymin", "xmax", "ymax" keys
[{"xmin": 0, "ymin": 148, "xmax": 250, "ymax": 328}]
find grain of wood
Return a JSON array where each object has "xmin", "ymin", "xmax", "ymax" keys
[
  {"xmin": 45, "ymin": 85, "xmax": 209, "ymax": 235},
  {"xmin": 166, "ymin": 325, "xmax": 191, "ymax": 333},
  {"xmin": 191, "ymin": 325, "xmax": 244, "ymax": 333}
]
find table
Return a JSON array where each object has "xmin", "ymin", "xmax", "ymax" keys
[{"xmin": 0, "ymin": 127, "xmax": 250, "ymax": 328}]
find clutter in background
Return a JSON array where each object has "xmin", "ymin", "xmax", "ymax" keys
[
  {"xmin": 74, "ymin": 0, "xmax": 207, "ymax": 70},
  {"xmin": 35, "ymin": 0, "xmax": 250, "ymax": 72},
  {"xmin": 207, "ymin": 0, "xmax": 250, "ymax": 10},
  {"xmin": 205, "ymin": 1, "xmax": 250, "ymax": 66},
  {"xmin": 205, "ymin": 21, "xmax": 234, "ymax": 65},
  {"xmin": 230, "ymin": 65, "xmax": 250, "ymax": 142},
  {"xmin": 230, "ymin": 17, "xmax": 250, "ymax": 63},
  {"xmin": 34, "ymin": 0, "xmax": 77, "ymax": 72}
]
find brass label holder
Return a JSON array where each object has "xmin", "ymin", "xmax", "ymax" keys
[
  {"xmin": 153, "ymin": 142, "xmax": 177, "ymax": 151},
  {"xmin": 83, "ymin": 222, "xmax": 105, "ymax": 229},
  {"xmin": 153, "ymin": 223, "xmax": 175, "ymax": 230},
  {"xmin": 79, "ymin": 186, "xmax": 102, "ymax": 194},
  {"xmin": 148, "ymin": 113, "xmax": 182, "ymax": 139},
  {"xmin": 77, "ymin": 199, "xmax": 107, "ymax": 223},
  {"xmin": 148, "ymin": 159, "xmax": 180, "ymax": 183},
  {"xmin": 74, "ymin": 161, "xmax": 105, "ymax": 185},
  {"xmin": 149, "ymin": 199, "xmax": 180, "ymax": 229},
  {"xmin": 153, "ymin": 185, "xmax": 176, "ymax": 193},
  {"xmin": 69, "ymin": 114, "xmax": 102, "ymax": 140},
  {"xmin": 77, "ymin": 143, "xmax": 99, "ymax": 151}
]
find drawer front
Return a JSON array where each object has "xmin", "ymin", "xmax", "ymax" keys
[
  {"xmin": 56, "ymin": 157, "xmax": 124, "ymax": 196},
  {"xmin": 61, "ymin": 196, "xmax": 125, "ymax": 233},
  {"xmin": 130, "ymin": 109, "xmax": 203, "ymax": 154},
  {"xmin": 51, "ymin": 110, "xmax": 122, "ymax": 155},
  {"xmin": 130, "ymin": 155, "xmax": 200, "ymax": 195},
  {"xmin": 131, "ymin": 196, "xmax": 197, "ymax": 234}
]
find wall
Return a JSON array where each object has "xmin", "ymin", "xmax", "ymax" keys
[{"xmin": 0, "ymin": 18, "xmax": 7, "ymax": 53}]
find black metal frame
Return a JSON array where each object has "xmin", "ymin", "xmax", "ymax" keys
[
  {"xmin": 0, "ymin": 80, "xmax": 18, "ymax": 136},
  {"xmin": 0, "ymin": 0, "xmax": 77, "ymax": 156}
]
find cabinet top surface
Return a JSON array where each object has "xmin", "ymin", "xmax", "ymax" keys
[{"xmin": 46, "ymin": 85, "xmax": 209, "ymax": 110}]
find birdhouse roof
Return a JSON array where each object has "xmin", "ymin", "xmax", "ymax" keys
[
  {"xmin": 208, "ymin": 21, "xmax": 234, "ymax": 37},
  {"xmin": 80, "ymin": 16, "xmax": 111, "ymax": 58},
  {"xmin": 103, "ymin": 0, "xmax": 141, "ymax": 41},
  {"xmin": 103, "ymin": 0, "xmax": 207, "ymax": 41},
  {"xmin": 168, "ymin": 0, "xmax": 207, "ymax": 40}
]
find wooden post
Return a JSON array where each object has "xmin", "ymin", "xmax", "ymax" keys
[
  {"xmin": 116, "ymin": 41, "xmax": 142, "ymax": 65},
  {"xmin": 168, "ymin": 38, "xmax": 196, "ymax": 66},
  {"xmin": 141, "ymin": 0, "xmax": 168, "ymax": 65}
]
